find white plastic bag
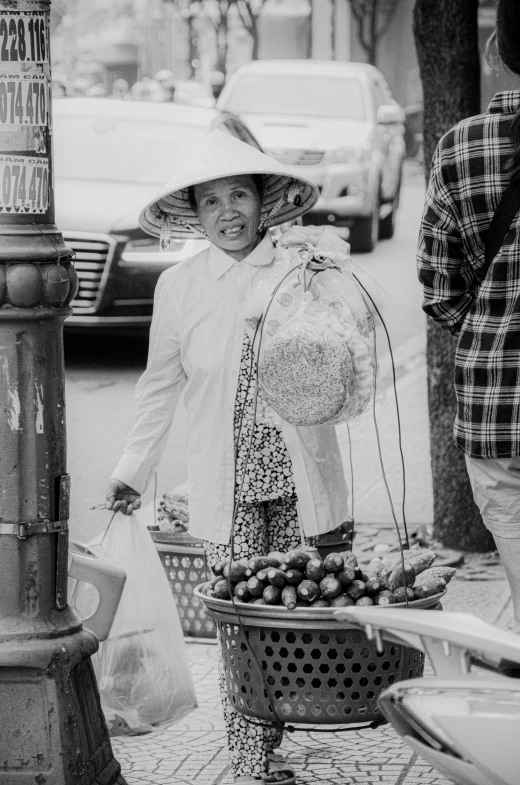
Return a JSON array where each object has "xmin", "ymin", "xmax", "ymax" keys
[{"xmin": 92, "ymin": 512, "xmax": 198, "ymax": 736}]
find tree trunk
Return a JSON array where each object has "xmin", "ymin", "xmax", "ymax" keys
[
  {"xmin": 216, "ymin": 17, "xmax": 229, "ymax": 78},
  {"xmin": 331, "ymin": 0, "xmax": 336, "ymax": 60},
  {"xmin": 369, "ymin": 1, "xmax": 378, "ymax": 65},
  {"xmin": 188, "ymin": 14, "xmax": 197, "ymax": 78},
  {"xmin": 413, "ymin": 0, "xmax": 495, "ymax": 552},
  {"xmin": 250, "ymin": 18, "xmax": 259, "ymax": 60},
  {"xmin": 307, "ymin": 0, "xmax": 313, "ymax": 58}
]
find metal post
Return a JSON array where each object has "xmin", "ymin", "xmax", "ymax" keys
[{"xmin": 0, "ymin": 2, "xmax": 127, "ymax": 782}]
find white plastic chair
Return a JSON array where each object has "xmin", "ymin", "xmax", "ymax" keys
[{"xmin": 69, "ymin": 541, "xmax": 126, "ymax": 642}]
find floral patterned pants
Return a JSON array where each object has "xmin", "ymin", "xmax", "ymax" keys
[{"xmin": 203, "ymin": 494, "xmax": 315, "ymax": 779}]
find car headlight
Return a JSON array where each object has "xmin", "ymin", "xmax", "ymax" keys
[
  {"xmin": 327, "ymin": 146, "xmax": 371, "ymax": 164},
  {"xmin": 123, "ymin": 237, "xmax": 161, "ymax": 252}
]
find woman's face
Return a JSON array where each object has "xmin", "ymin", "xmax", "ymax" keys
[{"xmin": 193, "ymin": 175, "xmax": 263, "ymax": 261}]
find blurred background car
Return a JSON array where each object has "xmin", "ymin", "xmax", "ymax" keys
[
  {"xmin": 173, "ymin": 80, "xmax": 215, "ymax": 109},
  {"xmin": 53, "ymin": 98, "xmax": 263, "ymax": 333},
  {"xmin": 217, "ymin": 59, "xmax": 406, "ymax": 252}
]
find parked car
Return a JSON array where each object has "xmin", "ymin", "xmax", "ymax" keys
[
  {"xmin": 52, "ymin": 98, "xmax": 263, "ymax": 332},
  {"xmin": 217, "ymin": 60, "xmax": 406, "ymax": 252},
  {"xmin": 173, "ymin": 80, "xmax": 216, "ymax": 109}
]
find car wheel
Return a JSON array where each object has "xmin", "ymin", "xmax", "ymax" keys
[
  {"xmin": 379, "ymin": 171, "xmax": 402, "ymax": 240},
  {"xmin": 349, "ymin": 192, "xmax": 380, "ymax": 253}
]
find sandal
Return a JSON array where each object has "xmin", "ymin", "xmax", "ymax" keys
[
  {"xmin": 263, "ymin": 766, "xmax": 295, "ymax": 784},
  {"xmin": 234, "ymin": 774, "xmax": 295, "ymax": 785},
  {"xmin": 264, "ymin": 755, "xmax": 296, "ymax": 784},
  {"xmin": 234, "ymin": 756, "xmax": 296, "ymax": 785}
]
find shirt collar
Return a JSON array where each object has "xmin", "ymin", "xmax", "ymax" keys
[
  {"xmin": 208, "ymin": 232, "xmax": 274, "ymax": 280},
  {"xmin": 487, "ymin": 90, "xmax": 520, "ymax": 115}
]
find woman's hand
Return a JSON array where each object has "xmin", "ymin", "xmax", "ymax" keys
[{"xmin": 105, "ymin": 478, "xmax": 141, "ymax": 516}]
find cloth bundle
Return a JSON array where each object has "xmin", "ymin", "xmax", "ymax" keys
[{"xmin": 241, "ymin": 226, "xmax": 391, "ymax": 428}]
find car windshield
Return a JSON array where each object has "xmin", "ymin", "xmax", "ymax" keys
[
  {"xmin": 224, "ymin": 75, "xmax": 366, "ymax": 120},
  {"xmin": 53, "ymin": 114, "xmax": 207, "ymax": 185}
]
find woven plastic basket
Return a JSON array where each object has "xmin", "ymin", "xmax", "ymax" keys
[
  {"xmin": 195, "ymin": 585, "xmax": 444, "ymax": 724},
  {"xmin": 152, "ymin": 532, "xmax": 216, "ymax": 639}
]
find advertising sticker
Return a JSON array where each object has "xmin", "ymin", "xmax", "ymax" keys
[
  {"xmin": 0, "ymin": 11, "xmax": 48, "ymax": 64},
  {"xmin": 0, "ymin": 73, "xmax": 47, "ymax": 126},
  {"xmin": 0, "ymin": 154, "xmax": 48, "ymax": 213}
]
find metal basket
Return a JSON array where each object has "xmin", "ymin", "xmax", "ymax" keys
[
  {"xmin": 152, "ymin": 532, "xmax": 216, "ymax": 639},
  {"xmin": 195, "ymin": 586, "xmax": 444, "ymax": 724}
]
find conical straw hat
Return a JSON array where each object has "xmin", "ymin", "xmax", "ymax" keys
[{"xmin": 139, "ymin": 129, "xmax": 320, "ymax": 239}]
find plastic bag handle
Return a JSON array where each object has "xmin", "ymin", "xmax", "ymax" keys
[{"xmin": 68, "ymin": 552, "xmax": 127, "ymax": 642}]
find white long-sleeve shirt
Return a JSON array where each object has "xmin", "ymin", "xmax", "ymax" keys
[{"xmin": 112, "ymin": 232, "xmax": 349, "ymax": 544}]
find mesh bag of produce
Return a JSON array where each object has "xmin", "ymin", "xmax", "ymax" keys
[
  {"xmin": 250, "ymin": 227, "xmax": 387, "ymax": 426},
  {"xmin": 259, "ymin": 292, "xmax": 356, "ymax": 426}
]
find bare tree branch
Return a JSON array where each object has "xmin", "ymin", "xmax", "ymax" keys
[
  {"xmin": 205, "ymin": 12, "xmax": 220, "ymax": 34},
  {"xmin": 350, "ymin": 3, "xmax": 372, "ymax": 56},
  {"xmin": 233, "ymin": 0, "xmax": 265, "ymax": 58},
  {"xmin": 349, "ymin": 0, "xmax": 366, "ymax": 24},
  {"xmin": 234, "ymin": 0, "xmax": 265, "ymax": 31},
  {"xmin": 377, "ymin": 0, "xmax": 399, "ymax": 41},
  {"xmin": 234, "ymin": 0, "xmax": 253, "ymax": 32},
  {"xmin": 201, "ymin": 0, "xmax": 231, "ymax": 34},
  {"xmin": 347, "ymin": 0, "xmax": 399, "ymax": 64},
  {"xmin": 235, "ymin": 0, "xmax": 254, "ymax": 26}
]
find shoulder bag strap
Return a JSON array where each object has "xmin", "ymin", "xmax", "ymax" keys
[{"xmin": 485, "ymin": 178, "xmax": 520, "ymax": 266}]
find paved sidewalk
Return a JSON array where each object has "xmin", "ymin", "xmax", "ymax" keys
[{"xmin": 111, "ymin": 343, "xmax": 512, "ymax": 785}]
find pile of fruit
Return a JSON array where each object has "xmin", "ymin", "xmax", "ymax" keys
[
  {"xmin": 203, "ymin": 546, "xmax": 455, "ymax": 609},
  {"xmin": 155, "ymin": 492, "xmax": 189, "ymax": 534}
]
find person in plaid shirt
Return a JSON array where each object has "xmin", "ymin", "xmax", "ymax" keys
[{"xmin": 418, "ymin": 0, "xmax": 520, "ymax": 633}]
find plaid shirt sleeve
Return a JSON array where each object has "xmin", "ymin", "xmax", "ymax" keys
[{"xmin": 417, "ymin": 140, "xmax": 480, "ymax": 336}]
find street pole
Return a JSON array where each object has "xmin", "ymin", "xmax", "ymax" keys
[{"xmin": 0, "ymin": 1, "xmax": 127, "ymax": 782}]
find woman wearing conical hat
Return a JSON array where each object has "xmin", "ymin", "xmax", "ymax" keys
[{"xmin": 106, "ymin": 130, "xmax": 349, "ymax": 784}]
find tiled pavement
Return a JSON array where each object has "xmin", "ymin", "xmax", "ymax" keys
[{"xmin": 111, "ymin": 343, "xmax": 513, "ymax": 785}]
